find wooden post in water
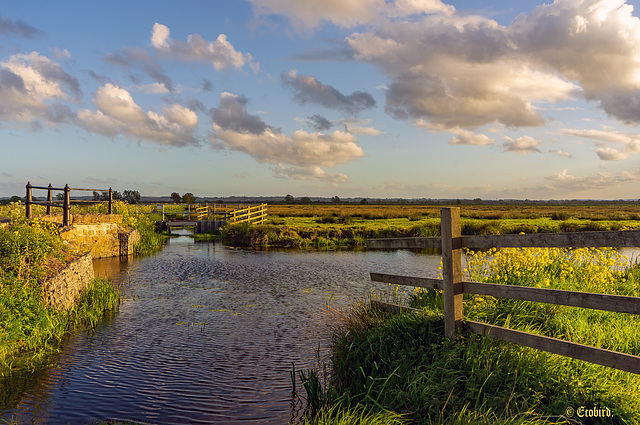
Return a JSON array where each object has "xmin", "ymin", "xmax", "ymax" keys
[
  {"xmin": 46, "ymin": 184, "xmax": 53, "ymax": 215},
  {"xmin": 25, "ymin": 182, "xmax": 32, "ymax": 220},
  {"xmin": 441, "ymin": 207, "xmax": 463, "ymax": 340},
  {"xmin": 63, "ymin": 184, "xmax": 71, "ymax": 226}
]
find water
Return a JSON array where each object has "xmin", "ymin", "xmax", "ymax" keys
[{"xmin": 1, "ymin": 234, "xmax": 441, "ymax": 424}]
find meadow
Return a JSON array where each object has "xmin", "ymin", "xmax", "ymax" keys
[{"xmin": 223, "ymin": 203, "xmax": 640, "ymax": 248}]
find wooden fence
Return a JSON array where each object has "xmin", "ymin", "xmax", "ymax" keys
[
  {"xmin": 367, "ymin": 207, "xmax": 640, "ymax": 375},
  {"xmin": 25, "ymin": 182, "xmax": 113, "ymax": 226},
  {"xmin": 154, "ymin": 203, "xmax": 267, "ymax": 225}
]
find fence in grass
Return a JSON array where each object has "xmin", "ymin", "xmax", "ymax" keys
[
  {"xmin": 367, "ymin": 207, "xmax": 640, "ymax": 375},
  {"xmin": 25, "ymin": 182, "xmax": 113, "ymax": 226},
  {"xmin": 154, "ymin": 203, "xmax": 267, "ymax": 225}
]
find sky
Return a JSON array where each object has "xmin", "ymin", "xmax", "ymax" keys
[{"xmin": 2, "ymin": 0, "xmax": 640, "ymax": 200}]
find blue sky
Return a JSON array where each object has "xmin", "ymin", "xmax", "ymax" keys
[{"xmin": 2, "ymin": 0, "xmax": 640, "ymax": 200}]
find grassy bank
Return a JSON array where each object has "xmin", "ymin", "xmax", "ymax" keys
[
  {"xmin": 221, "ymin": 203, "xmax": 640, "ymax": 248},
  {"xmin": 0, "ymin": 208, "xmax": 121, "ymax": 373},
  {"xmin": 297, "ymin": 247, "xmax": 640, "ymax": 424}
]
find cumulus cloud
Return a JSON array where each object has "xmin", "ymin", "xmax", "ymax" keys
[
  {"xmin": 342, "ymin": 118, "xmax": 383, "ymax": 135},
  {"xmin": 104, "ymin": 47, "xmax": 175, "ymax": 93},
  {"xmin": 273, "ymin": 164, "xmax": 350, "ymax": 183},
  {"xmin": 0, "ymin": 52, "xmax": 79, "ymax": 125},
  {"xmin": 151, "ymin": 23, "xmax": 258, "ymax": 73},
  {"xmin": 546, "ymin": 168, "xmax": 640, "ymax": 191},
  {"xmin": 282, "ymin": 69, "xmax": 376, "ymax": 115},
  {"xmin": 0, "ymin": 15, "xmax": 42, "ymax": 38},
  {"xmin": 562, "ymin": 127, "xmax": 640, "ymax": 160},
  {"xmin": 209, "ymin": 92, "xmax": 364, "ymax": 181},
  {"xmin": 303, "ymin": 114, "xmax": 333, "ymax": 131},
  {"xmin": 335, "ymin": 0, "xmax": 640, "ymax": 132},
  {"xmin": 249, "ymin": 0, "xmax": 454, "ymax": 30},
  {"xmin": 502, "ymin": 136, "xmax": 542, "ymax": 153},
  {"xmin": 77, "ymin": 83, "xmax": 199, "ymax": 146},
  {"xmin": 549, "ymin": 149, "xmax": 574, "ymax": 158},
  {"xmin": 417, "ymin": 121, "xmax": 494, "ymax": 145}
]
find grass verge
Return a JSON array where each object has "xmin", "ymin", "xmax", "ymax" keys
[{"xmin": 295, "ymin": 248, "xmax": 640, "ymax": 424}]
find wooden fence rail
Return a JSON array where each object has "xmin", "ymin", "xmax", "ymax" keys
[
  {"xmin": 153, "ymin": 203, "xmax": 267, "ymax": 226},
  {"xmin": 25, "ymin": 182, "xmax": 113, "ymax": 226},
  {"xmin": 367, "ymin": 207, "xmax": 640, "ymax": 375}
]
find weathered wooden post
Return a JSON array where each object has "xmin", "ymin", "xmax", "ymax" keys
[
  {"xmin": 108, "ymin": 188, "xmax": 113, "ymax": 214},
  {"xmin": 441, "ymin": 207, "xmax": 464, "ymax": 340},
  {"xmin": 25, "ymin": 181, "xmax": 32, "ymax": 220},
  {"xmin": 46, "ymin": 184, "xmax": 53, "ymax": 215},
  {"xmin": 63, "ymin": 184, "xmax": 71, "ymax": 226}
]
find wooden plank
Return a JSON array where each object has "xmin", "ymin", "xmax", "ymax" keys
[
  {"xmin": 441, "ymin": 208, "xmax": 463, "ymax": 340},
  {"xmin": 370, "ymin": 272, "xmax": 442, "ymax": 290},
  {"xmin": 464, "ymin": 281, "xmax": 640, "ymax": 314},
  {"xmin": 466, "ymin": 321, "xmax": 640, "ymax": 375},
  {"xmin": 462, "ymin": 230, "xmax": 640, "ymax": 249},
  {"xmin": 366, "ymin": 237, "xmax": 441, "ymax": 249}
]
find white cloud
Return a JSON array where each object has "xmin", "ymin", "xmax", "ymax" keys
[
  {"xmin": 549, "ymin": 149, "xmax": 574, "ymax": 158},
  {"xmin": 151, "ymin": 23, "xmax": 258, "ymax": 73},
  {"xmin": 249, "ymin": 0, "xmax": 453, "ymax": 30},
  {"xmin": 77, "ymin": 83, "xmax": 199, "ymax": 146},
  {"xmin": 502, "ymin": 136, "xmax": 542, "ymax": 153},
  {"xmin": 545, "ymin": 168, "xmax": 640, "ymax": 191},
  {"xmin": 0, "ymin": 52, "xmax": 79, "ymax": 125},
  {"xmin": 273, "ymin": 164, "xmax": 350, "ymax": 183},
  {"xmin": 417, "ymin": 121, "xmax": 495, "ymax": 145},
  {"xmin": 595, "ymin": 146, "xmax": 629, "ymax": 161},
  {"xmin": 562, "ymin": 127, "xmax": 640, "ymax": 160}
]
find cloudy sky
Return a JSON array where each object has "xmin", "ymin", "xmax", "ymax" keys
[{"xmin": 3, "ymin": 0, "xmax": 640, "ymax": 200}]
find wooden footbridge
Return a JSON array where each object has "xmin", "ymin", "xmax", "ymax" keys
[{"xmin": 154, "ymin": 203, "xmax": 267, "ymax": 234}]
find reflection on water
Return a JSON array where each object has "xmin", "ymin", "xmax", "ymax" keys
[{"xmin": 1, "ymin": 236, "xmax": 441, "ymax": 424}]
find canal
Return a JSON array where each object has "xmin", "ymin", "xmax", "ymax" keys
[{"xmin": 1, "ymin": 232, "xmax": 441, "ymax": 424}]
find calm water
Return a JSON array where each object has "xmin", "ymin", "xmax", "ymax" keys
[{"xmin": 1, "ymin": 234, "xmax": 440, "ymax": 424}]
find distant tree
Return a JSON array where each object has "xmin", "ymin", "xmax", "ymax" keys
[
  {"xmin": 331, "ymin": 196, "xmax": 341, "ymax": 204},
  {"xmin": 284, "ymin": 194, "xmax": 295, "ymax": 204},
  {"xmin": 123, "ymin": 190, "xmax": 141, "ymax": 204},
  {"xmin": 300, "ymin": 196, "xmax": 312, "ymax": 204},
  {"xmin": 182, "ymin": 193, "xmax": 196, "ymax": 204},
  {"xmin": 170, "ymin": 192, "xmax": 182, "ymax": 203},
  {"xmin": 55, "ymin": 193, "xmax": 63, "ymax": 201},
  {"xmin": 360, "ymin": 198, "xmax": 368, "ymax": 205},
  {"xmin": 93, "ymin": 191, "xmax": 102, "ymax": 201}
]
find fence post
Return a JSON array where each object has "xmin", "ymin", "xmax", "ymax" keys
[
  {"xmin": 108, "ymin": 188, "xmax": 113, "ymax": 214},
  {"xmin": 63, "ymin": 184, "xmax": 71, "ymax": 226},
  {"xmin": 46, "ymin": 184, "xmax": 53, "ymax": 215},
  {"xmin": 26, "ymin": 182, "xmax": 32, "ymax": 220},
  {"xmin": 441, "ymin": 207, "xmax": 463, "ymax": 340}
]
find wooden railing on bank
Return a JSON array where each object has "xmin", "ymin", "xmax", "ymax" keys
[
  {"xmin": 155, "ymin": 203, "xmax": 267, "ymax": 225},
  {"xmin": 25, "ymin": 182, "xmax": 113, "ymax": 226},
  {"xmin": 367, "ymin": 207, "xmax": 640, "ymax": 375}
]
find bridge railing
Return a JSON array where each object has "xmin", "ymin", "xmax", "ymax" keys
[
  {"xmin": 367, "ymin": 207, "xmax": 640, "ymax": 375},
  {"xmin": 25, "ymin": 182, "xmax": 113, "ymax": 226}
]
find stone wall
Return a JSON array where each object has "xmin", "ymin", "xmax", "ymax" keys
[
  {"xmin": 42, "ymin": 252, "xmax": 95, "ymax": 310},
  {"xmin": 59, "ymin": 214, "xmax": 140, "ymax": 258}
]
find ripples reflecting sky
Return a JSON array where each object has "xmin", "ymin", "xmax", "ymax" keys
[{"xmin": 2, "ymin": 237, "xmax": 440, "ymax": 424}]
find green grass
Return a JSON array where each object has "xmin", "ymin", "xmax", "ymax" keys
[{"xmin": 296, "ymin": 248, "xmax": 640, "ymax": 424}]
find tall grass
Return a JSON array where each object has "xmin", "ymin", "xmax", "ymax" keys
[
  {"xmin": 0, "ymin": 213, "xmax": 120, "ymax": 373},
  {"xmin": 297, "ymin": 248, "xmax": 640, "ymax": 424}
]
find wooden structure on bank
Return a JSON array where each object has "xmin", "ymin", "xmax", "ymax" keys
[
  {"xmin": 154, "ymin": 203, "xmax": 267, "ymax": 233},
  {"xmin": 367, "ymin": 207, "xmax": 640, "ymax": 375},
  {"xmin": 25, "ymin": 182, "xmax": 113, "ymax": 226}
]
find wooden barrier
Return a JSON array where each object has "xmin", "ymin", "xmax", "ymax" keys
[
  {"xmin": 368, "ymin": 207, "xmax": 640, "ymax": 375},
  {"xmin": 25, "ymin": 182, "xmax": 113, "ymax": 226}
]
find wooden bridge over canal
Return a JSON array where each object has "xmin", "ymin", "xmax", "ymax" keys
[{"xmin": 154, "ymin": 203, "xmax": 267, "ymax": 234}]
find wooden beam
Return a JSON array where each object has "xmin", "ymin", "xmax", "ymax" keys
[
  {"xmin": 442, "ymin": 208, "xmax": 463, "ymax": 340},
  {"xmin": 370, "ymin": 272, "xmax": 442, "ymax": 290},
  {"xmin": 366, "ymin": 237, "xmax": 441, "ymax": 249},
  {"xmin": 466, "ymin": 321, "xmax": 640, "ymax": 375},
  {"xmin": 463, "ymin": 281, "xmax": 640, "ymax": 315},
  {"xmin": 462, "ymin": 230, "xmax": 640, "ymax": 249}
]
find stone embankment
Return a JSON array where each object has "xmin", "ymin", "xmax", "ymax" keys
[{"xmin": 39, "ymin": 213, "xmax": 140, "ymax": 310}]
